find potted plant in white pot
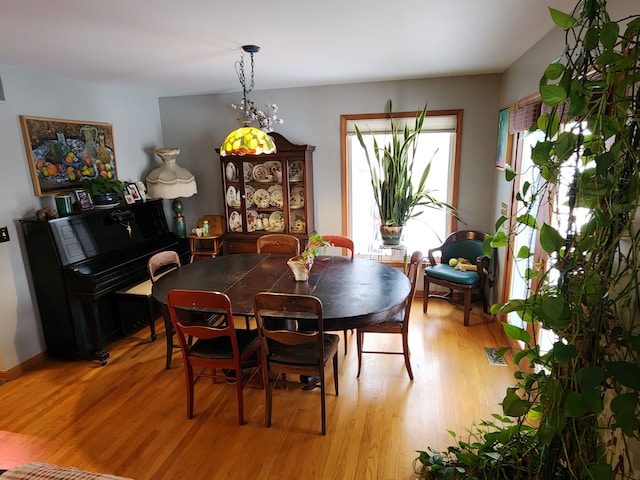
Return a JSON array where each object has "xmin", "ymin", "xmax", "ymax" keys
[
  {"xmin": 354, "ymin": 100, "xmax": 455, "ymax": 245},
  {"xmin": 287, "ymin": 233, "xmax": 329, "ymax": 281}
]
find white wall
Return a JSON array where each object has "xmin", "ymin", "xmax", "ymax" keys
[
  {"xmin": 0, "ymin": 65, "xmax": 164, "ymax": 371},
  {"xmin": 158, "ymin": 75, "xmax": 502, "ymax": 239}
]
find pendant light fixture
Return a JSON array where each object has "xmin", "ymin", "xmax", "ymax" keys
[{"xmin": 220, "ymin": 45, "xmax": 276, "ymax": 156}]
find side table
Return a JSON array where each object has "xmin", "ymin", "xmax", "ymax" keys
[
  {"xmin": 369, "ymin": 243, "xmax": 407, "ymax": 263},
  {"xmin": 187, "ymin": 234, "xmax": 223, "ymax": 263}
]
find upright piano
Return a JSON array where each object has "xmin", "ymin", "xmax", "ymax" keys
[{"xmin": 20, "ymin": 199, "xmax": 189, "ymax": 364}]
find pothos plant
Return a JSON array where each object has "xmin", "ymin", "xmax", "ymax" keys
[{"xmin": 415, "ymin": 1, "xmax": 640, "ymax": 479}]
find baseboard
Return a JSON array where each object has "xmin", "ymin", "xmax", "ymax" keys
[{"xmin": 0, "ymin": 352, "xmax": 48, "ymax": 382}]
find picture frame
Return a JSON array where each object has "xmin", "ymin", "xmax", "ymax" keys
[
  {"xmin": 495, "ymin": 105, "xmax": 514, "ymax": 170},
  {"xmin": 19, "ymin": 115, "xmax": 118, "ymax": 196},
  {"xmin": 124, "ymin": 193, "xmax": 136, "ymax": 205},
  {"xmin": 74, "ymin": 190, "xmax": 94, "ymax": 211},
  {"xmin": 126, "ymin": 183, "xmax": 142, "ymax": 202}
]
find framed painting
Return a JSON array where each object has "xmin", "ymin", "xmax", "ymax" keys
[
  {"xmin": 495, "ymin": 105, "xmax": 514, "ymax": 170},
  {"xmin": 19, "ymin": 115, "xmax": 118, "ymax": 196}
]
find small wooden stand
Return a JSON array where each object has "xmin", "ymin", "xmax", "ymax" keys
[{"xmin": 187, "ymin": 233, "xmax": 223, "ymax": 263}]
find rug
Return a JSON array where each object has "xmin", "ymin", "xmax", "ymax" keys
[{"xmin": 484, "ymin": 347, "xmax": 508, "ymax": 366}]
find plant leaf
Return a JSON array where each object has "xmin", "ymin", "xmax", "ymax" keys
[
  {"xmin": 549, "ymin": 8, "xmax": 577, "ymax": 29},
  {"xmin": 540, "ymin": 84, "xmax": 567, "ymax": 106},
  {"xmin": 577, "ymin": 367, "xmax": 606, "ymax": 390},
  {"xmin": 565, "ymin": 391, "xmax": 589, "ymax": 417},
  {"xmin": 606, "ymin": 362, "xmax": 640, "ymax": 390},
  {"xmin": 540, "ymin": 223, "xmax": 564, "ymax": 253},
  {"xmin": 543, "ymin": 62, "xmax": 565, "ymax": 80},
  {"xmin": 600, "ymin": 22, "xmax": 619, "ymax": 50},
  {"xmin": 503, "ymin": 323, "xmax": 531, "ymax": 344},
  {"xmin": 552, "ymin": 341, "xmax": 576, "ymax": 365}
]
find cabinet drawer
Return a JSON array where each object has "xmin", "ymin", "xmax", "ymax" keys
[{"xmin": 224, "ymin": 239, "xmax": 257, "ymax": 254}]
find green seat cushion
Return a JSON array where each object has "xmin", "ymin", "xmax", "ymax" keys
[{"xmin": 425, "ymin": 264, "xmax": 479, "ymax": 285}]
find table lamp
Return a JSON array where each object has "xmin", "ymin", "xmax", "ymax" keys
[{"xmin": 145, "ymin": 147, "xmax": 197, "ymax": 237}]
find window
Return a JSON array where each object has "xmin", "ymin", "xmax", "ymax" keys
[{"xmin": 340, "ymin": 110, "xmax": 462, "ymax": 259}]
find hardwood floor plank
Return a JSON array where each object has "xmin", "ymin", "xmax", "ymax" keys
[{"xmin": 0, "ymin": 299, "xmax": 516, "ymax": 479}]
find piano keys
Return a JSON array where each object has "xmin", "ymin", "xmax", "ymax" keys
[{"xmin": 20, "ymin": 199, "xmax": 189, "ymax": 364}]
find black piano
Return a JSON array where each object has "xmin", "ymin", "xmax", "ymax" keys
[{"xmin": 20, "ymin": 199, "xmax": 189, "ymax": 364}]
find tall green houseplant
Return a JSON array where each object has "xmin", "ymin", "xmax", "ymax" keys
[
  {"xmin": 415, "ymin": 1, "xmax": 640, "ymax": 479},
  {"xmin": 354, "ymin": 100, "xmax": 452, "ymax": 245}
]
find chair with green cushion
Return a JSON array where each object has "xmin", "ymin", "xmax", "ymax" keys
[{"xmin": 423, "ymin": 230, "xmax": 491, "ymax": 326}]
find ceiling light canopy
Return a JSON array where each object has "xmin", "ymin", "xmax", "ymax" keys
[{"xmin": 220, "ymin": 45, "xmax": 276, "ymax": 157}]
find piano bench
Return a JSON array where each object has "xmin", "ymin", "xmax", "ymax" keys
[{"xmin": 116, "ymin": 279, "xmax": 157, "ymax": 341}]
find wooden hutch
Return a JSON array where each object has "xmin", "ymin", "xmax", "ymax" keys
[{"xmin": 219, "ymin": 132, "xmax": 315, "ymax": 253}]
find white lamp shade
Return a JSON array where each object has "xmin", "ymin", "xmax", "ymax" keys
[{"xmin": 146, "ymin": 147, "xmax": 197, "ymax": 199}]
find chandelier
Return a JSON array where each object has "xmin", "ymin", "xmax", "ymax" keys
[{"xmin": 220, "ymin": 45, "xmax": 277, "ymax": 156}]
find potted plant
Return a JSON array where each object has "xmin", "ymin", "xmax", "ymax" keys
[
  {"xmin": 82, "ymin": 176, "xmax": 126, "ymax": 205},
  {"xmin": 415, "ymin": 1, "xmax": 640, "ymax": 478},
  {"xmin": 287, "ymin": 233, "xmax": 329, "ymax": 281},
  {"xmin": 354, "ymin": 100, "xmax": 454, "ymax": 245}
]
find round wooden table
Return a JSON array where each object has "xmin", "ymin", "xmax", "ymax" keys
[{"xmin": 152, "ymin": 253, "xmax": 410, "ymax": 330}]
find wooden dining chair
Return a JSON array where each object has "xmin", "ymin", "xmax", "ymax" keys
[
  {"xmin": 254, "ymin": 292, "xmax": 340, "ymax": 435},
  {"xmin": 356, "ymin": 250, "xmax": 422, "ymax": 380},
  {"xmin": 256, "ymin": 234, "xmax": 301, "ymax": 255},
  {"xmin": 423, "ymin": 230, "xmax": 491, "ymax": 326},
  {"xmin": 166, "ymin": 289, "xmax": 262, "ymax": 425},
  {"xmin": 322, "ymin": 235, "xmax": 354, "ymax": 260},
  {"xmin": 322, "ymin": 235, "xmax": 355, "ymax": 354},
  {"xmin": 148, "ymin": 250, "xmax": 182, "ymax": 369}
]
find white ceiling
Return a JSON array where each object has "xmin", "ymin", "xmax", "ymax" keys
[{"xmin": 0, "ymin": 0, "xmax": 574, "ymax": 98}]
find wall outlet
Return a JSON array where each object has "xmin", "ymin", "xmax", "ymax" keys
[
  {"xmin": 500, "ymin": 202, "xmax": 508, "ymax": 216},
  {"xmin": 0, "ymin": 226, "xmax": 9, "ymax": 242}
]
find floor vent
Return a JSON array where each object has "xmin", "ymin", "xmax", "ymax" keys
[{"xmin": 484, "ymin": 347, "xmax": 508, "ymax": 366}]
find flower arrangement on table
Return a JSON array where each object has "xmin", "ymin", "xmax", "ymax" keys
[{"xmin": 288, "ymin": 233, "xmax": 330, "ymax": 281}]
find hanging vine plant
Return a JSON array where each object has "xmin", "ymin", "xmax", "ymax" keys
[{"xmin": 415, "ymin": 1, "xmax": 640, "ymax": 479}]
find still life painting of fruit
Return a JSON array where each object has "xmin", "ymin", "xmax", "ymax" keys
[{"xmin": 20, "ymin": 115, "xmax": 118, "ymax": 196}]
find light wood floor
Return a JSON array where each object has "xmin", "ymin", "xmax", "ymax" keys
[{"xmin": 0, "ymin": 298, "xmax": 516, "ymax": 480}]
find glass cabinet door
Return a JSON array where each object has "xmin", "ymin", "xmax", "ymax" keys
[
  {"xmin": 223, "ymin": 161, "xmax": 243, "ymax": 233},
  {"xmin": 242, "ymin": 159, "xmax": 285, "ymax": 233},
  {"xmin": 220, "ymin": 132, "xmax": 314, "ymax": 246},
  {"xmin": 287, "ymin": 159, "xmax": 306, "ymax": 234}
]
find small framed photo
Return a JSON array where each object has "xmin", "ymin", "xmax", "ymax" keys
[
  {"xmin": 74, "ymin": 190, "xmax": 94, "ymax": 211},
  {"xmin": 124, "ymin": 193, "xmax": 136, "ymax": 204},
  {"xmin": 126, "ymin": 183, "xmax": 142, "ymax": 202}
]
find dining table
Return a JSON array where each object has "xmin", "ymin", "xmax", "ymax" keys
[{"xmin": 151, "ymin": 253, "xmax": 411, "ymax": 331}]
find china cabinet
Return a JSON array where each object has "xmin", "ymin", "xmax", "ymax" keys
[{"xmin": 219, "ymin": 132, "xmax": 315, "ymax": 254}]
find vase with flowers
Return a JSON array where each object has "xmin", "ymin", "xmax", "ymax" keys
[{"xmin": 287, "ymin": 233, "xmax": 330, "ymax": 281}]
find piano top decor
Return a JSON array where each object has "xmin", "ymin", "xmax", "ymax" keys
[{"xmin": 19, "ymin": 115, "xmax": 119, "ymax": 196}]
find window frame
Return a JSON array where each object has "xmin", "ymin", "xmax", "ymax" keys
[{"xmin": 339, "ymin": 109, "xmax": 463, "ymax": 260}]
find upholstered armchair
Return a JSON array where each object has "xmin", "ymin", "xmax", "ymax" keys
[{"xmin": 423, "ymin": 230, "xmax": 491, "ymax": 326}]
